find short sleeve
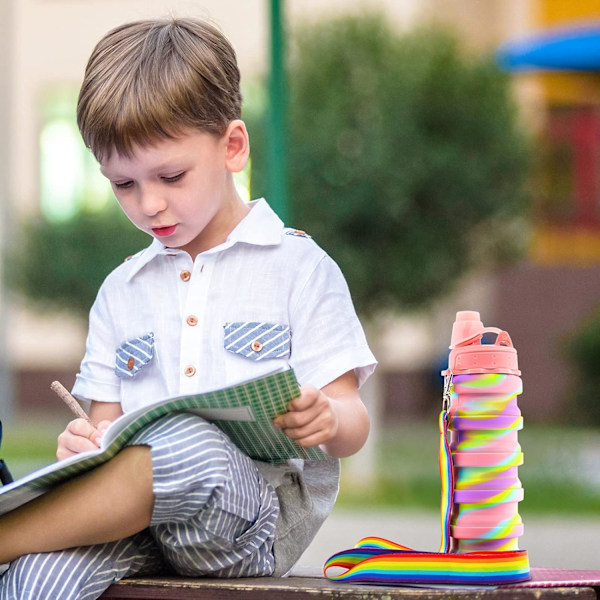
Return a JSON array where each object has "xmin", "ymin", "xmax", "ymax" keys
[
  {"xmin": 288, "ymin": 255, "xmax": 377, "ymax": 389},
  {"xmin": 72, "ymin": 283, "xmax": 122, "ymax": 404}
]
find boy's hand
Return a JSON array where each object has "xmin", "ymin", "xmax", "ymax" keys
[
  {"xmin": 273, "ymin": 371, "xmax": 370, "ymax": 458},
  {"xmin": 56, "ymin": 419, "xmax": 111, "ymax": 460},
  {"xmin": 273, "ymin": 386, "xmax": 339, "ymax": 449}
]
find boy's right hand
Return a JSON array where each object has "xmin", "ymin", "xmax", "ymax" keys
[{"xmin": 56, "ymin": 419, "xmax": 111, "ymax": 460}]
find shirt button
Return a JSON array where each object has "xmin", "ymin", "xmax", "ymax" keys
[
  {"xmin": 180, "ymin": 270, "xmax": 191, "ymax": 282},
  {"xmin": 184, "ymin": 365, "xmax": 196, "ymax": 377},
  {"xmin": 186, "ymin": 315, "xmax": 198, "ymax": 326},
  {"xmin": 251, "ymin": 340, "xmax": 263, "ymax": 353}
]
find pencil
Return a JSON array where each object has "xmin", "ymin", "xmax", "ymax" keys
[{"xmin": 50, "ymin": 380, "xmax": 92, "ymax": 423}]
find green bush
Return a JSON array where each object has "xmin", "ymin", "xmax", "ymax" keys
[
  {"xmin": 12, "ymin": 13, "xmax": 532, "ymax": 320},
  {"xmin": 565, "ymin": 306, "xmax": 600, "ymax": 424},
  {"xmin": 9, "ymin": 207, "xmax": 150, "ymax": 315},
  {"xmin": 248, "ymin": 14, "xmax": 532, "ymax": 315}
]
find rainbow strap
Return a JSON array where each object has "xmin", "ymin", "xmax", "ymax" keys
[{"xmin": 322, "ymin": 410, "xmax": 531, "ymax": 586}]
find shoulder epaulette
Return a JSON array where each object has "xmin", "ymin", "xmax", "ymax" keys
[{"xmin": 285, "ymin": 228, "xmax": 312, "ymax": 239}]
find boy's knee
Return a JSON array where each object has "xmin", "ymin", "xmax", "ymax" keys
[
  {"xmin": 132, "ymin": 413, "xmax": 231, "ymax": 477},
  {"xmin": 129, "ymin": 413, "xmax": 226, "ymax": 452},
  {"xmin": 132, "ymin": 414, "xmax": 233, "ymax": 523}
]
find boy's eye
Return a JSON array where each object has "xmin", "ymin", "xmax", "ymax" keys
[
  {"xmin": 113, "ymin": 180, "xmax": 133, "ymax": 190},
  {"xmin": 162, "ymin": 172, "xmax": 185, "ymax": 183}
]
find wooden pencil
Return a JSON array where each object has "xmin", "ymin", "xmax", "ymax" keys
[{"xmin": 50, "ymin": 380, "xmax": 92, "ymax": 423}]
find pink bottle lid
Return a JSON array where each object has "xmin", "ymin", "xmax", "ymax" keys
[{"xmin": 443, "ymin": 311, "xmax": 520, "ymax": 375}]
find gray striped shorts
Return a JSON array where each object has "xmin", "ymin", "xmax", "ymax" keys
[{"xmin": 0, "ymin": 413, "xmax": 280, "ymax": 600}]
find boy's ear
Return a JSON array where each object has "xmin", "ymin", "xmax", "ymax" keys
[{"xmin": 224, "ymin": 120, "xmax": 250, "ymax": 173}]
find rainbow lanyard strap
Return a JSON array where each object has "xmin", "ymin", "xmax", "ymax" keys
[{"xmin": 323, "ymin": 392, "xmax": 531, "ymax": 586}]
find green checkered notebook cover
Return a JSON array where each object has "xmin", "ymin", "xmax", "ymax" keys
[{"xmin": 0, "ymin": 368, "xmax": 325, "ymax": 517}]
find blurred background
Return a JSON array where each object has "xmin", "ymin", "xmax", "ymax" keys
[{"xmin": 0, "ymin": 0, "xmax": 599, "ymax": 569}]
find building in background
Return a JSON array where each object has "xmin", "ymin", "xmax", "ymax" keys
[
  {"xmin": 1, "ymin": 0, "xmax": 598, "ymax": 421},
  {"xmin": 370, "ymin": 0, "xmax": 600, "ymax": 423},
  {"xmin": 492, "ymin": 0, "xmax": 600, "ymax": 421}
]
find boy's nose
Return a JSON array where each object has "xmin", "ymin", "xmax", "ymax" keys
[{"xmin": 139, "ymin": 190, "xmax": 167, "ymax": 216}]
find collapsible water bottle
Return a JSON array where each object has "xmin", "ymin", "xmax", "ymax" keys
[
  {"xmin": 442, "ymin": 311, "xmax": 524, "ymax": 552},
  {"xmin": 322, "ymin": 309, "xmax": 531, "ymax": 585}
]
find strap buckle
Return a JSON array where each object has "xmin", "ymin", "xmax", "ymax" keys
[{"xmin": 442, "ymin": 371, "xmax": 453, "ymax": 412}]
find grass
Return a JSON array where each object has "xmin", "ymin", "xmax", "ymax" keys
[
  {"xmin": 2, "ymin": 416, "xmax": 600, "ymax": 517},
  {"xmin": 1, "ymin": 417, "xmax": 64, "ymax": 479},
  {"xmin": 338, "ymin": 421, "xmax": 600, "ymax": 516}
]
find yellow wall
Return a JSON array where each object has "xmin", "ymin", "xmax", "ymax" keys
[
  {"xmin": 526, "ymin": 0, "xmax": 600, "ymax": 265},
  {"xmin": 541, "ymin": 0, "xmax": 600, "ymax": 24},
  {"xmin": 535, "ymin": 0, "xmax": 600, "ymax": 105}
]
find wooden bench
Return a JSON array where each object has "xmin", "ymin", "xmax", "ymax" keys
[{"xmin": 99, "ymin": 572, "xmax": 599, "ymax": 599}]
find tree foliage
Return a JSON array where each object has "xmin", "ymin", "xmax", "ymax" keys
[
  {"xmin": 565, "ymin": 306, "xmax": 600, "ymax": 425},
  {"xmin": 11, "ymin": 13, "xmax": 532, "ymax": 320},
  {"xmin": 10, "ymin": 207, "xmax": 149, "ymax": 315},
  {"xmin": 248, "ymin": 14, "xmax": 532, "ymax": 315}
]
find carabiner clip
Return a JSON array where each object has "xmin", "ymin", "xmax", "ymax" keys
[{"xmin": 442, "ymin": 372, "xmax": 453, "ymax": 412}]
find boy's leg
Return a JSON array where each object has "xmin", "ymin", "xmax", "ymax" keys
[
  {"xmin": 0, "ymin": 531, "xmax": 165, "ymax": 600},
  {"xmin": 0, "ymin": 411, "xmax": 279, "ymax": 594},
  {"xmin": 0, "ymin": 445, "xmax": 154, "ymax": 564},
  {"xmin": 128, "ymin": 413, "xmax": 280, "ymax": 577}
]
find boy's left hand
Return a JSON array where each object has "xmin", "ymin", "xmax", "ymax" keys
[
  {"xmin": 273, "ymin": 385, "xmax": 339, "ymax": 449},
  {"xmin": 273, "ymin": 371, "xmax": 369, "ymax": 458}
]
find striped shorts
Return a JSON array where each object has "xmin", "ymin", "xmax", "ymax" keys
[{"xmin": 0, "ymin": 413, "xmax": 280, "ymax": 600}]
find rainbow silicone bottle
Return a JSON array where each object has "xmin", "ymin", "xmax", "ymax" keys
[{"xmin": 443, "ymin": 311, "xmax": 525, "ymax": 553}]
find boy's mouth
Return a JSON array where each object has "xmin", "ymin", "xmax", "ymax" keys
[{"xmin": 152, "ymin": 225, "xmax": 177, "ymax": 237}]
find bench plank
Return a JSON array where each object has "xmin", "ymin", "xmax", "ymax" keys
[{"xmin": 99, "ymin": 576, "xmax": 599, "ymax": 600}]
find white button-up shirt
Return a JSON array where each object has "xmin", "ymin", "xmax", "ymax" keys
[{"xmin": 73, "ymin": 199, "xmax": 376, "ymax": 413}]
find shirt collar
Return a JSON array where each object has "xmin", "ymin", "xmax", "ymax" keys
[{"xmin": 124, "ymin": 198, "xmax": 284, "ymax": 281}]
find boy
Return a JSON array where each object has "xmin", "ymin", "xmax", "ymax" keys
[{"xmin": 0, "ymin": 17, "xmax": 376, "ymax": 599}]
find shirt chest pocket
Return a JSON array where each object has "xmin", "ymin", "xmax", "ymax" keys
[
  {"xmin": 115, "ymin": 333, "xmax": 155, "ymax": 378},
  {"xmin": 223, "ymin": 322, "xmax": 291, "ymax": 361}
]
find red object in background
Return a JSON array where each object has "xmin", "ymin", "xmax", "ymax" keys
[{"xmin": 546, "ymin": 106, "xmax": 600, "ymax": 228}]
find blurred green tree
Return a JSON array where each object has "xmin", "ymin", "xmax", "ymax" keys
[
  {"xmin": 248, "ymin": 14, "xmax": 532, "ymax": 315},
  {"xmin": 12, "ymin": 13, "xmax": 532, "ymax": 319},
  {"xmin": 10, "ymin": 207, "xmax": 149, "ymax": 315},
  {"xmin": 565, "ymin": 307, "xmax": 600, "ymax": 424}
]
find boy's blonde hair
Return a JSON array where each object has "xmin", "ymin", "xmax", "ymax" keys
[{"xmin": 77, "ymin": 17, "xmax": 242, "ymax": 161}]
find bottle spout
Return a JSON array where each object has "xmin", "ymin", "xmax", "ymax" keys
[
  {"xmin": 449, "ymin": 311, "xmax": 484, "ymax": 348},
  {"xmin": 445, "ymin": 310, "xmax": 520, "ymax": 375}
]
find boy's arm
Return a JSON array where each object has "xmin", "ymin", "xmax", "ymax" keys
[
  {"xmin": 89, "ymin": 400, "xmax": 124, "ymax": 425},
  {"xmin": 56, "ymin": 401, "xmax": 123, "ymax": 460},
  {"xmin": 273, "ymin": 370, "xmax": 369, "ymax": 459}
]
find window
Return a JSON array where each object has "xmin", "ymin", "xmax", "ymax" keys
[
  {"xmin": 540, "ymin": 106, "xmax": 600, "ymax": 227},
  {"xmin": 39, "ymin": 84, "xmax": 257, "ymax": 220},
  {"xmin": 39, "ymin": 86, "xmax": 112, "ymax": 221}
]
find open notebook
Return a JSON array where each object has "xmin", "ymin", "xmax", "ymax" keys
[{"xmin": 0, "ymin": 367, "xmax": 325, "ymax": 517}]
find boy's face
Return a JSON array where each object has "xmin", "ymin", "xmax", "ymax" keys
[{"xmin": 100, "ymin": 127, "xmax": 247, "ymax": 257}]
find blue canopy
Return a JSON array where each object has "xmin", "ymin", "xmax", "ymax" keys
[{"xmin": 496, "ymin": 22, "xmax": 600, "ymax": 72}]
